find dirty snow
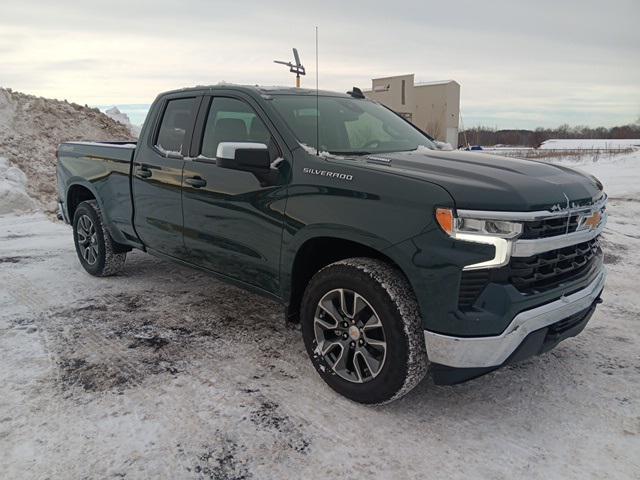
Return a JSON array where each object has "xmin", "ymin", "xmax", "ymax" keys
[
  {"xmin": 0, "ymin": 157, "xmax": 37, "ymax": 215},
  {"xmin": 0, "ymin": 87, "xmax": 133, "ymax": 213},
  {"xmin": 1, "ymin": 152, "xmax": 639, "ymax": 479}
]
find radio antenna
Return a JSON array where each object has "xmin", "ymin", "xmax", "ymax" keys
[
  {"xmin": 315, "ymin": 26, "xmax": 320, "ymax": 156},
  {"xmin": 274, "ymin": 48, "xmax": 306, "ymax": 88}
]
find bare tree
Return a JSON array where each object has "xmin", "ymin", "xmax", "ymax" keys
[{"xmin": 458, "ymin": 122, "xmax": 640, "ymax": 147}]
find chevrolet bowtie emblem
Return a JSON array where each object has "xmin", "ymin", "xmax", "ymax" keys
[{"xmin": 583, "ymin": 211, "xmax": 602, "ymax": 230}]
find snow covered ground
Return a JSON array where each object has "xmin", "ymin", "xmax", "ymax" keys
[
  {"xmin": 1, "ymin": 153, "xmax": 639, "ymax": 479},
  {"xmin": 539, "ymin": 139, "xmax": 640, "ymax": 150}
]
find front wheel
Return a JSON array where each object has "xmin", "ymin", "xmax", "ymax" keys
[
  {"xmin": 72, "ymin": 200, "xmax": 126, "ymax": 277},
  {"xmin": 300, "ymin": 258, "xmax": 428, "ymax": 404}
]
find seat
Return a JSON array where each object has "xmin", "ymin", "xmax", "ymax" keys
[
  {"xmin": 157, "ymin": 112, "xmax": 191, "ymax": 153},
  {"xmin": 202, "ymin": 118, "xmax": 248, "ymax": 158}
]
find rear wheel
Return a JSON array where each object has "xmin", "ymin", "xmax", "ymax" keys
[
  {"xmin": 301, "ymin": 258, "xmax": 428, "ymax": 404},
  {"xmin": 72, "ymin": 200, "xmax": 126, "ymax": 276}
]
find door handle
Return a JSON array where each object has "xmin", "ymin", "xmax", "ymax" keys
[
  {"xmin": 185, "ymin": 176, "xmax": 207, "ymax": 188},
  {"xmin": 136, "ymin": 166, "xmax": 152, "ymax": 178}
]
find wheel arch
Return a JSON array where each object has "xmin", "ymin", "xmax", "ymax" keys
[
  {"xmin": 65, "ymin": 181, "xmax": 131, "ymax": 251},
  {"xmin": 283, "ymin": 234, "xmax": 418, "ymax": 323},
  {"xmin": 66, "ymin": 181, "xmax": 99, "ymax": 221}
]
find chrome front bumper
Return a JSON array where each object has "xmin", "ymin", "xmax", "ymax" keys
[{"xmin": 424, "ymin": 269, "xmax": 606, "ymax": 368}]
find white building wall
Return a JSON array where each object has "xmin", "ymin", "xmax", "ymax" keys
[{"xmin": 366, "ymin": 75, "xmax": 460, "ymax": 146}]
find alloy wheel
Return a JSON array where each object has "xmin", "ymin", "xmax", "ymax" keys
[
  {"xmin": 76, "ymin": 214, "xmax": 99, "ymax": 265},
  {"xmin": 313, "ymin": 288, "xmax": 387, "ymax": 383}
]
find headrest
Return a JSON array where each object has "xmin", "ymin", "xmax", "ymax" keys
[{"xmin": 214, "ymin": 118, "xmax": 247, "ymax": 138}]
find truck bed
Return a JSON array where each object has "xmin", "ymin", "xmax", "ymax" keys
[
  {"xmin": 57, "ymin": 140, "xmax": 139, "ymax": 247},
  {"xmin": 58, "ymin": 141, "xmax": 137, "ymax": 163}
]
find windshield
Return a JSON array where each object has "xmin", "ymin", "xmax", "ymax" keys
[{"xmin": 270, "ymin": 95, "xmax": 436, "ymax": 155}]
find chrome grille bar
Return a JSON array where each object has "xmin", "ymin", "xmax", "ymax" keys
[{"xmin": 457, "ymin": 193, "xmax": 607, "ymax": 222}]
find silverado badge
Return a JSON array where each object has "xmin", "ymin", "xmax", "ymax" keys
[{"xmin": 302, "ymin": 167, "xmax": 353, "ymax": 181}]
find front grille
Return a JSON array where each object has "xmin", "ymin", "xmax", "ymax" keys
[
  {"xmin": 458, "ymin": 237, "xmax": 602, "ymax": 309},
  {"xmin": 521, "ymin": 215, "xmax": 580, "ymax": 239},
  {"xmin": 508, "ymin": 238, "xmax": 601, "ymax": 294}
]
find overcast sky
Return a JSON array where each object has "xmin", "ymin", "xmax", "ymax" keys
[{"xmin": 1, "ymin": 0, "xmax": 638, "ymax": 128}]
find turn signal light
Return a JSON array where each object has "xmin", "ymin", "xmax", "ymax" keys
[{"xmin": 435, "ymin": 208, "xmax": 454, "ymax": 235}]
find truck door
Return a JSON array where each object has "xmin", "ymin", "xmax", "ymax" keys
[
  {"xmin": 132, "ymin": 95, "xmax": 200, "ymax": 258},
  {"xmin": 181, "ymin": 95, "xmax": 289, "ymax": 295}
]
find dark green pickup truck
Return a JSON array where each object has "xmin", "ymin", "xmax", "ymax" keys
[{"xmin": 56, "ymin": 85, "xmax": 606, "ymax": 404}]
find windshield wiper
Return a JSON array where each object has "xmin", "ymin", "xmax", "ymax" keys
[{"xmin": 327, "ymin": 150, "xmax": 371, "ymax": 156}]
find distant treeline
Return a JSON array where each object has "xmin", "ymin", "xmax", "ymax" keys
[{"xmin": 458, "ymin": 122, "xmax": 640, "ymax": 147}]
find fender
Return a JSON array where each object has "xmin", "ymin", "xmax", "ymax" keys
[
  {"xmin": 65, "ymin": 178, "xmax": 129, "ymax": 246},
  {"xmin": 280, "ymin": 224, "xmax": 408, "ymax": 304}
]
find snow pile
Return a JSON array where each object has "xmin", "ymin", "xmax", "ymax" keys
[
  {"xmin": 540, "ymin": 139, "xmax": 640, "ymax": 150},
  {"xmin": 0, "ymin": 157, "xmax": 37, "ymax": 215},
  {"xmin": 104, "ymin": 106, "xmax": 141, "ymax": 138},
  {"xmin": 0, "ymin": 87, "xmax": 133, "ymax": 213}
]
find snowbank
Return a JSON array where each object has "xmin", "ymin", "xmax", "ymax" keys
[
  {"xmin": 0, "ymin": 87, "xmax": 133, "ymax": 213},
  {"xmin": 104, "ymin": 106, "xmax": 141, "ymax": 138},
  {"xmin": 539, "ymin": 139, "xmax": 640, "ymax": 150},
  {"xmin": 0, "ymin": 157, "xmax": 37, "ymax": 215}
]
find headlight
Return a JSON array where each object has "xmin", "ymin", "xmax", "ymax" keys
[
  {"xmin": 435, "ymin": 208, "xmax": 522, "ymax": 239},
  {"xmin": 435, "ymin": 208, "xmax": 523, "ymax": 270},
  {"xmin": 455, "ymin": 217, "xmax": 522, "ymax": 238}
]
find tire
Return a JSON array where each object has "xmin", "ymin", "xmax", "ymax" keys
[
  {"xmin": 301, "ymin": 258, "xmax": 428, "ymax": 404},
  {"xmin": 72, "ymin": 200, "xmax": 126, "ymax": 277}
]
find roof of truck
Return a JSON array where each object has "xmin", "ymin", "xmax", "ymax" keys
[{"xmin": 159, "ymin": 83, "xmax": 354, "ymax": 98}]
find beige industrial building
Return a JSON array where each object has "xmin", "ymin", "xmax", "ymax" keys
[{"xmin": 365, "ymin": 74, "xmax": 460, "ymax": 147}]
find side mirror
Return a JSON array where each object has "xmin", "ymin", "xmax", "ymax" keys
[{"xmin": 216, "ymin": 142, "xmax": 270, "ymax": 171}]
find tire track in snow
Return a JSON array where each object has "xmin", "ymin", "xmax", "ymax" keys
[{"xmin": 2, "ymin": 272, "xmax": 162, "ymax": 479}]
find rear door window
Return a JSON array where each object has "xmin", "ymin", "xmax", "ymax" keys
[{"xmin": 155, "ymin": 97, "xmax": 197, "ymax": 155}]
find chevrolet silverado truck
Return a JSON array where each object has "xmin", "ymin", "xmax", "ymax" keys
[{"xmin": 56, "ymin": 85, "xmax": 607, "ymax": 404}]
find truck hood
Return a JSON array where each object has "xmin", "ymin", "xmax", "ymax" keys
[{"xmin": 364, "ymin": 149, "xmax": 603, "ymax": 211}]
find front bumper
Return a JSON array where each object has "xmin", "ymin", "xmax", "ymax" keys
[{"xmin": 424, "ymin": 269, "xmax": 605, "ymax": 372}]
